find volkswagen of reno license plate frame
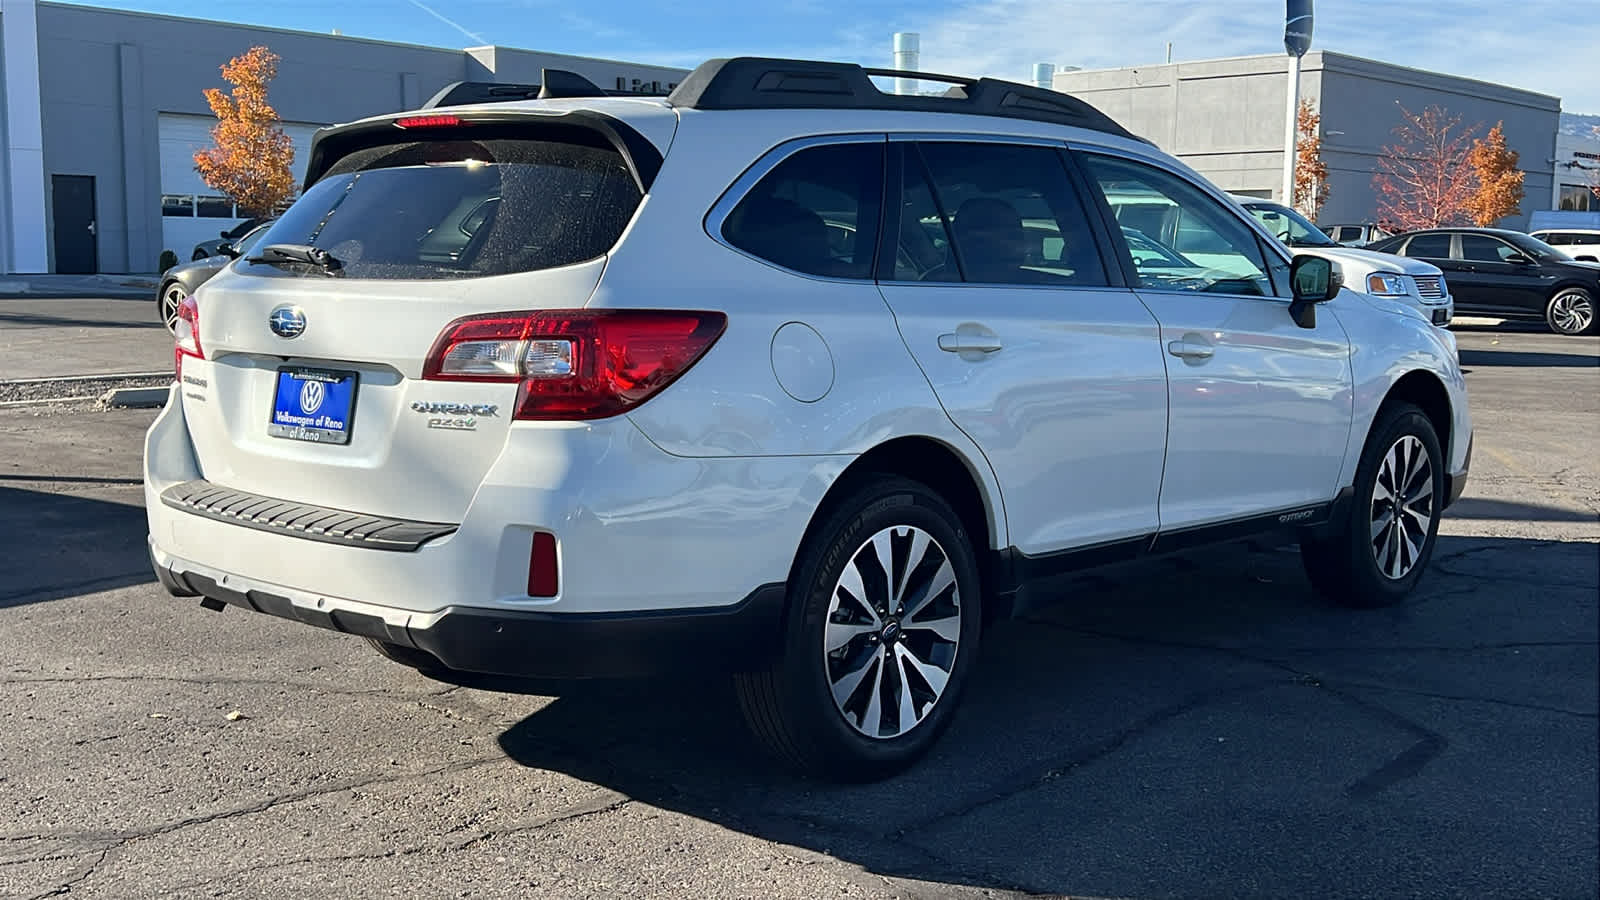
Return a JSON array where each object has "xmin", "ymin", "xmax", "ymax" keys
[{"xmin": 268, "ymin": 366, "xmax": 359, "ymax": 445}]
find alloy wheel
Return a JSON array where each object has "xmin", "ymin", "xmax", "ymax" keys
[
  {"xmin": 161, "ymin": 284, "xmax": 187, "ymax": 333},
  {"xmin": 1370, "ymin": 434, "xmax": 1435, "ymax": 580},
  {"xmin": 823, "ymin": 525, "xmax": 961, "ymax": 739},
  {"xmin": 1549, "ymin": 291, "xmax": 1594, "ymax": 335}
]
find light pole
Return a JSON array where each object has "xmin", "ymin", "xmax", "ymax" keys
[{"xmin": 1282, "ymin": 0, "xmax": 1314, "ymax": 206}]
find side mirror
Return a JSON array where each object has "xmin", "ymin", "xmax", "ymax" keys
[
  {"xmin": 1288, "ymin": 255, "xmax": 1337, "ymax": 329},
  {"xmin": 1503, "ymin": 252, "xmax": 1533, "ymax": 265},
  {"xmin": 1575, "ymin": 255, "xmax": 1598, "ymax": 263},
  {"xmin": 217, "ymin": 242, "xmax": 238, "ymax": 258}
]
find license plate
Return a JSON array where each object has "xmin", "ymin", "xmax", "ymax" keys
[{"xmin": 268, "ymin": 366, "xmax": 359, "ymax": 445}]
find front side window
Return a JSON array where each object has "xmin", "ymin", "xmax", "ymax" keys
[
  {"xmin": 906, "ymin": 141, "xmax": 1107, "ymax": 286},
  {"xmin": 245, "ymin": 129, "xmax": 644, "ymax": 280},
  {"xmin": 1403, "ymin": 233, "xmax": 1452, "ymax": 259},
  {"xmin": 1084, "ymin": 154, "xmax": 1274, "ymax": 296},
  {"xmin": 721, "ymin": 142, "xmax": 884, "ymax": 279}
]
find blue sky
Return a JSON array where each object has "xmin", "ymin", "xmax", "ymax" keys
[{"xmin": 62, "ymin": 0, "xmax": 1597, "ymax": 112}]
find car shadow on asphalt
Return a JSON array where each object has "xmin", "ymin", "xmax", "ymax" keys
[
  {"xmin": 1458, "ymin": 348, "xmax": 1599, "ymax": 368},
  {"xmin": 0, "ymin": 484, "xmax": 154, "ymax": 608},
  {"xmin": 494, "ymin": 535, "xmax": 1599, "ymax": 897},
  {"xmin": 0, "ymin": 311, "xmax": 164, "ymax": 330}
]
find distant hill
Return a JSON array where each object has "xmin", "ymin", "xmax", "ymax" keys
[{"xmin": 1560, "ymin": 112, "xmax": 1600, "ymax": 138}]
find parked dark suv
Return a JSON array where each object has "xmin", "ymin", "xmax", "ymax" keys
[{"xmin": 1367, "ymin": 227, "xmax": 1600, "ymax": 335}]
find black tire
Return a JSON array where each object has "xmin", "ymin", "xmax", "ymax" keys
[
  {"xmin": 1545, "ymin": 287, "xmax": 1596, "ymax": 336},
  {"xmin": 158, "ymin": 281, "xmax": 187, "ymax": 334},
  {"xmin": 364, "ymin": 637, "xmax": 452, "ymax": 676},
  {"xmin": 734, "ymin": 475, "xmax": 983, "ymax": 782},
  {"xmin": 1301, "ymin": 403, "xmax": 1445, "ymax": 608},
  {"xmin": 192, "ymin": 248, "xmax": 208, "ymax": 261}
]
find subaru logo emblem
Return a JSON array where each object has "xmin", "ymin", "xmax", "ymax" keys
[{"xmin": 269, "ymin": 306, "xmax": 306, "ymax": 339}]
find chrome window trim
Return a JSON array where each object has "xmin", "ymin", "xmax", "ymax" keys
[
  {"xmin": 886, "ymin": 132, "xmax": 1069, "ymax": 149},
  {"xmin": 702, "ymin": 133, "xmax": 888, "ymax": 285}
]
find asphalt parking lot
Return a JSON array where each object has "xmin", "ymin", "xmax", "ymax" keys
[{"xmin": 1, "ymin": 314, "xmax": 1595, "ymax": 900}]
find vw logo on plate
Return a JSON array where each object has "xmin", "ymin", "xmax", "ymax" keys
[
  {"xmin": 269, "ymin": 306, "xmax": 306, "ymax": 339},
  {"xmin": 299, "ymin": 380, "xmax": 325, "ymax": 414}
]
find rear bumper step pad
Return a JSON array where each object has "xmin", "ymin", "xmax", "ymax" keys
[{"xmin": 159, "ymin": 479, "xmax": 457, "ymax": 551}]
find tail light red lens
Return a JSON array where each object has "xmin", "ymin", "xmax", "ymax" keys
[
  {"xmin": 422, "ymin": 309, "xmax": 727, "ymax": 421},
  {"xmin": 174, "ymin": 296, "xmax": 204, "ymax": 377}
]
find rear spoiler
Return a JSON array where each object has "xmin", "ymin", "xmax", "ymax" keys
[
  {"xmin": 421, "ymin": 68, "xmax": 673, "ymax": 108},
  {"xmin": 301, "ymin": 106, "xmax": 665, "ymax": 196}
]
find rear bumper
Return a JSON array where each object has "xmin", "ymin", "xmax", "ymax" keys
[{"xmin": 152, "ymin": 540, "xmax": 787, "ymax": 678}]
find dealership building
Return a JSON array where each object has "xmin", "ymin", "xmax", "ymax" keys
[
  {"xmin": 0, "ymin": 0, "xmax": 688, "ymax": 274},
  {"xmin": 1051, "ymin": 51, "xmax": 1565, "ymax": 230}
]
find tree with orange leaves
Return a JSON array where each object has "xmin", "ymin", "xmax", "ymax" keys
[
  {"xmin": 1464, "ymin": 122, "xmax": 1524, "ymax": 227},
  {"xmin": 1293, "ymin": 99, "xmax": 1330, "ymax": 220},
  {"xmin": 1372, "ymin": 104, "xmax": 1478, "ymax": 232},
  {"xmin": 194, "ymin": 46, "xmax": 295, "ymax": 218}
]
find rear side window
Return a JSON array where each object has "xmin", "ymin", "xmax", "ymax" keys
[
  {"xmin": 1403, "ymin": 233, "xmax": 1452, "ymax": 259},
  {"xmin": 721, "ymin": 142, "xmax": 884, "ymax": 279},
  {"xmin": 244, "ymin": 132, "xmax": 642, "ymax": 280}
]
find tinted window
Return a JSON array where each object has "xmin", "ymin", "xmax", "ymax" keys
[
  {"xmin": 722, "ymin": 142, "xmax": 884, "ymax": 279},
  {"xmin": 1084, "ymin": 154, "xmax": 1274, "ymax": 296},
  {"xmin": 892, "ymin": 150, "xmax": 956, "ymax": 281},
  {"xmin": 1460, "ymin": 235, "xmax": 1517, "ymax": 262},
  {"xmin": 1535, "ymin": 232, "xmax": 1568, "ymax": 245},
  {"xmin": 1403, "ymin": 234, "xmax": 1452, "ymax": 258},
  {"xmin": 906, "ymin": 142, "xmax": 1107, "ymax": 286},
  {"xmin": 247, "ymin": 133, "xmax": 642, "ymax": 280}
]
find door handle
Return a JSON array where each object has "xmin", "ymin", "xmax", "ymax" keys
[
  {"xmin": 938, "ymin": 333, "xmax": 1002, "ymax": 354},
  {"xmin": 86, "ymin": 221, "xmax": 96, "ymax": 236},
  {"xmin": 1167, "ymin": 338, "xmax": 1214, "ymax": 360}
]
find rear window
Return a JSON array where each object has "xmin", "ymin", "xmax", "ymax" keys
[{"xmin": 243, "ymin": 132, "xmax": 642, "ymax": 280}]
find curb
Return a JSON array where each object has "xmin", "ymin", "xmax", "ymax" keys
[{"xmin": 100, "ymin": 386, "xmax": 170, "ymax": 409}]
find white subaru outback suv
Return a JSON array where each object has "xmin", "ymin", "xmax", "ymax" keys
[{"xmin": 145, "ymin": 58, "xmax": 1472, "ymax": 781}]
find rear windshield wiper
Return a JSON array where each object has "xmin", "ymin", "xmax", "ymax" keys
[{"xmin": 246, "ymin": 243, "xmax": 344, "ymax": 275}]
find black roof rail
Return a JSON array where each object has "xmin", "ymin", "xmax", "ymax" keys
[{"xmin": 665, "ymin": 57, "xmax": 1142, "ymax": 141}]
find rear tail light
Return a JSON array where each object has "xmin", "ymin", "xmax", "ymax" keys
[
  {"xmin": 422, "ymin": 309, "xmax": 727, "ymax": 420},
  {"xmin": 174, "ymin": 296, "xmax": 204, "ymax": 377}
]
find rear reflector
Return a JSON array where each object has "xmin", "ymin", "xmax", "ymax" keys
[
  {"xmin": 394, "ymin": 114, "xmax": 464, "ymax": 129},
  {"xmin": 528, "ymin": 532, "xmax": 559, "ymax": 597},
  {"xmin": 422, "ymin": 309, "xmax": 727, "ymax": 420}
]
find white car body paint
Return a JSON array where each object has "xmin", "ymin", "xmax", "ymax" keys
[{"xmin": 144, "ymin": 95, "xmax": 1472, "ymax": 642}]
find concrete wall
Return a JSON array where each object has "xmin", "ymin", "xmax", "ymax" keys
[
  {"xmin": 1316, "ymin": 54, "xmax": 1559, "ymax": 230},
  {"xmin": 30, "ymin": 2, "xmax": 689, "ymax": 273},
  {"xmin": 1054, "ymin": 51, "xmax": 1561, "ymax": 231},
  {"xmin": 1053, "ymin": 54, "xmax": 1325, "ymax": 200}
]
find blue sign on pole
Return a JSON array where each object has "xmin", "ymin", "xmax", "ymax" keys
[{"xmin": 1285, "ymin": 0, "xmax": 1314, "ymax": 57}]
